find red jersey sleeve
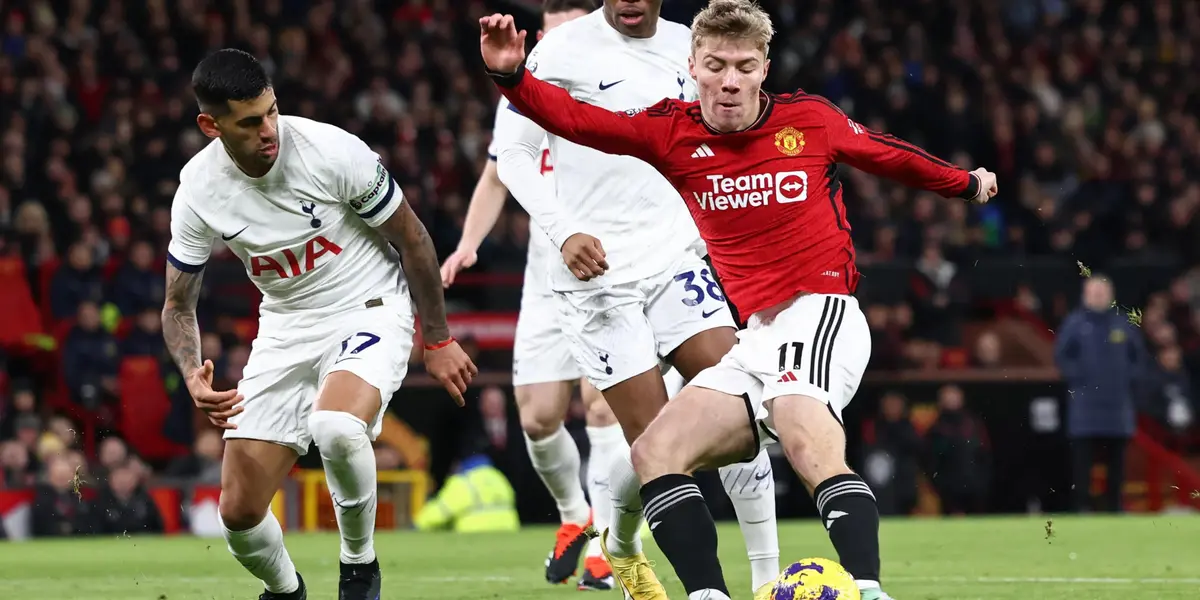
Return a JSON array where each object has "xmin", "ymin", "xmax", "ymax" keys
[
  {"xmin": 813, "ymin": 98, "xmax": 978, "ymax": 199},
  {"xmin": 491, "ymin": 66, "xmax": 675, "ymax": 168}
]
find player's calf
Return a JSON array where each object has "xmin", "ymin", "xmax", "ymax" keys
[
  {"xmin": 219, "ymin": 439, "xmax": 303, "ymax": 597},
  {"xmin": 772, "ymin": 394, "xmax": 883, "ymax": 595},
  {"xmin": 514, "ymin": 381, "xmax": 591, "ymax": 582},
  {"xmin": 630, "ymin": 386, "xmax": 759, "ymax": 598}
]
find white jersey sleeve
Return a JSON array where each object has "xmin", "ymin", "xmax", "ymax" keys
[
  {"xmin": 495, "ymin": 99, "xmax": 581, "ymax": 250},
  {"xmin": 166, "ymin": 185, "xmax": 216, "ymax": 272},
  {"xmin": 338, "ymin": 134, "xmax": 403, "ymax": 228}
]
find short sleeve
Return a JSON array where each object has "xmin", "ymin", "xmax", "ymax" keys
[
  {"xmin": 341, "ymin": 134, "xmax": 403, "ymax": 228},
  {"xmin": 166, "ymin": 185, "xmax": 215, "ymax": 273}
]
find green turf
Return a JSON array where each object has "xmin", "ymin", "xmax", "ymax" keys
[{"xmin": 0, "ymin": 515, "xmax": 1198, "ymax": 599}]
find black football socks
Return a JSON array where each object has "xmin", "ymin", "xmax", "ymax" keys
[
  {"xmin": 640, "ymin": 474, "xmax": 730, "ymax": 596},
  {"xmin": 814, "ymin": 473, "xmax": 882, "ymax": 584}
]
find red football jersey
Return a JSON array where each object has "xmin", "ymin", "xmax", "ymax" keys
[{"xmin": 494, "ymin": 67, "xmax": 977, "ymax": 319}]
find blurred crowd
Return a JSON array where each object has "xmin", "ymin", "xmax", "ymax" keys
[{"xmin": 0, "ymin": 0, "xmax": 1199, "ymax": 513}]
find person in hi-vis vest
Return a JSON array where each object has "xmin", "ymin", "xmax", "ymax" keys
[{"xmin": 414, "ymin": 453, "xmax": 520, "ymax": 533}]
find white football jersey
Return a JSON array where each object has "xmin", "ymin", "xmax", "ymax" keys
[
  {"xmin": 489, "ymin": 96, "xmax": 558, "ymax": 291},
  {"xmin": 167, "ymin": 116, "xmax": 410, "ymax": 332},
  {"xmin": 510, "ymin": 9, "xmax": 705, "ymax": 291}
]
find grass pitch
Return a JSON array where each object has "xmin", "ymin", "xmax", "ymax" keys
[{"xmin": 0, "ymin": 514, "xmax": 1198, "ymax": 599}]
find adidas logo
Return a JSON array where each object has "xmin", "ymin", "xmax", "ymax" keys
[
  {"xmin": 691, "ymin": 143, "xmax": 715, "ymax": 158},
  {"xmin": 824, "ymin": 509, "xmax": 848, "ymax": 530},
  {"xmin": 777, "ymin": 371, "xmax": 798, "ymax": 383}
]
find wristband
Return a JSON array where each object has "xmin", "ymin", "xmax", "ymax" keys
[{"xmin": 424, "ymin": 337, "xmax": 456, "ymax": 351}]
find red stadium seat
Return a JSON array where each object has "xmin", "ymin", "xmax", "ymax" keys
[
  {"xmin": 37, "ymin": 257, "xmax": 60, "ymax": 327},
  {"xmin": 117, "ymin": 356, "xmax": 189, "ymax": 461},
  {"xmin": 0, "ymin": 256, "xmax": 43, "ymax": 350},
  {"xmin": 149, "ymin": 487, "xmax": 183, "ymax": 534}
]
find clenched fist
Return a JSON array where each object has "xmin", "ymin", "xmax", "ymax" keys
[
  {"xmin": 967, "ymin": 168, "xmax": 999, "ymax": 204},
  {"xmin": 561, "ymin": 233, "xmax": 609, "ymax": 281}
]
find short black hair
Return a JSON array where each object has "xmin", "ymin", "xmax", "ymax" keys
[
  {"xmin": 192, "ymin": 48, "xmax": 271, "ymax": 116},
  {"xmin": 543, "ymin": 0, "xmax": 597, "ymax": 14}
]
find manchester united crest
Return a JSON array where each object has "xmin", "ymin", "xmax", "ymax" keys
[{"xmin": 774, "ymin": 127, "xmax": 805, "ymax": 156}]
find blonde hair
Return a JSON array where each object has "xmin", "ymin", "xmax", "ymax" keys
[{"xmin": 691, "ymin": 0, "xmax": 775, "ymax": 55}]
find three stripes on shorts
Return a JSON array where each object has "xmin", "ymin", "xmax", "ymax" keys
[{"xmin": 776, "ymin": 296, "xmax": 847, "ymax": 391}]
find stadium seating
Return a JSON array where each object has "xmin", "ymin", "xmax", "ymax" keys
[
  {"xmin": 0, "ymin": 257, "xmax": 43, "ymax": 351},
  {"xmin": 117, "ymin": 357, "xmax": 188, "ymax": 462}
]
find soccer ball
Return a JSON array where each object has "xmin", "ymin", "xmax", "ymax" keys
[{"xmin": 768, "ymin": 558, "xmax": 861, "ymax": 600}]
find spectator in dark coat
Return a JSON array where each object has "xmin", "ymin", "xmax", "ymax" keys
[
  {"xmin": 107, "ymin": 240, "xmax": 164, "ymax": 317},
  {"xmin": 93, "ymin": 463, "xmax": 165, "ymax": 535},
  {"xmin": 1054, "ymin": 276, "xmax": 1149, "ymax": 513},
  {"xmin": 49, "ymin": 243, "xmax": 105, "ymax": 320},
  {"xmin": 61, "ymin": 301, "xmax": 120, "ymax": 409},
  {"xmin": 924, "ymin": 385, "xmax": 991, "ymax": 515},
  {"xmin": 121, "ymin": 309, "xmax": 166, "ymax": 358},
  {"xmin": 908, "ymin": 243, "xmax": 970, "ymax": 346},
  {"xmin": 31, "ymin": 455, "xmax": 97, "ymax": 537},
  {"xmin": 860, "ymin": 392, "xmax": 921, "ymax": 515},
  {"xmin": 1147, "ymin": 345, "xmax": 1195, "ymax": 434}
]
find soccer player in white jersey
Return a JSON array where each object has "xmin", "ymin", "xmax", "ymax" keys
[
  {"xmin": 163, "ymin": 49, "xmax": 476, "ymax": 600},
  {"xmin": 493, "ymin": 1, "xmax": 779, "ymax": 598},
  {"xmin": 441, "ymin": 1, "xmax": 622, "ymax": 589}
]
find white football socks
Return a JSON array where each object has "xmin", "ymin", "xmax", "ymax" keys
[
  {"xmin": 604, "ymin": 448, "xmax": 645, "ymax": 557},
  {"xmin": 524, "ymin": 425, "xmax": 591, "ymax": 525},
  {"xmin": 585, "ymin": 424, "xmax": 625, "ymax": 557},
  {"xmin": 222, "ymin": 511, "xmax": 300, "ymax": 594},
  {"xmin": 309, "ymin": 410, "xmax": 378, "ymax": 564},
  {"xmin": 719, "ymin": 449, "xmax": 781, "ymax": 591}
]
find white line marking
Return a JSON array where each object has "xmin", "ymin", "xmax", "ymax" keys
[{"xmin": 890, "ymin": 576, "xmax": 1200, "ymax": 585}]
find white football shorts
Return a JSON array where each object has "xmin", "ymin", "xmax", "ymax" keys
[
  {"xmin": 225, "ymin": 297, "xmax": 414, "ymax": 455},
  {"xmin": 512, "ymin": 265, "xmax": 581, "ymax": 387},
  {"xmin": 558, "ymin": 252, "xmax": 737, "ymax": 391},
  {"xmin": 689, "ymin": 293, "xmax": 870, "ymax": 453}
]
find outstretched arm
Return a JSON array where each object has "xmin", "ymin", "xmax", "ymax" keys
[
  {"xmin": 490, "ymin": 65, "xmax": 670, "ymax": 167},
  {"xmin": 481, "ymin": 14, "xmax": 671, "ymax": 167},
  {"xmin": 815, "ymin": 98, "xmax": 985, "ymax": 200}
]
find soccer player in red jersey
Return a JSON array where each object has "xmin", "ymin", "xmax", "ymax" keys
[{"xmin": 482, "ymin": 1, "xmax": 998, "ymax": 600}]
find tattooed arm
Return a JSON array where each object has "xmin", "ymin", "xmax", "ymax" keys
[
  {"xmin": 162, "ymin": 263, "xmax": 243, "ymax": 427},
  {"xmin": 375, "ymin": 201, "xmax": 452, "ymax": 344},
  {"xmin": 162, "ymin": 264, "xmax": 204, "ymax": 374},
  {"xmin": 374, "ymin": 201, "xmax": 476, "ymax": 405},
  {"xmin": 342, "ymin": 132, "xmax": 475, "ymax": 404}
]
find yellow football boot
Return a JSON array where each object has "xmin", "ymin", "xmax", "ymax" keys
[{"xmin": 598, "ymin": 528, "xmax": 669, "ymax": 600}]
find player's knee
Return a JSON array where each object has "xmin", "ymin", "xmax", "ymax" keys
[
  {"xmin": 781, "ymin": 433, "xmax": 851, "ymax": 490},
  {"xmin": 514, "ymin": 387, "xmax": 564, "ymax": 439},
  {"xmin": 218, "ymin": 495, "xmax": 268, "ymax": 532},
  {"xmin": 584, "ymin": 396, "xmax": 617, "ymax": 427},
  {"xmin": 308, "ymin": 410, "xmax": 370, "ymax": 461},
  {"xmin": 629, "ymin": 425, "xmax": 683, "ymax": 482}
]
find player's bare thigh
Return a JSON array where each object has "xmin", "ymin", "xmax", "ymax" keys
[
  {"xmin": 630, "ymin": 385, "xmax": 757, "ymax": 483},
  {"xmin": 768, "ymin": 394, "xmax": 853, "ymax": 495},
  {"xmin": 580, "ymin": 377, "xmax": 616, "ymax": 427},
  {"xmin": 667, "ymin": 326, "xmax": 738, "ymax": 380},
  {"xmin": 514, "ymin": 380, "xmax": 573, "ymax": 440},
  {"xmin": 603, "ymin": 367, "xmax": 671, "ymax": 445},
  {"xmin": 220, "ymin": 439, "xmax": 299, "ymax": 530},
  {"xmin": 316, "ymin": 371, "xmax": 383, "ymax": 423}
]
